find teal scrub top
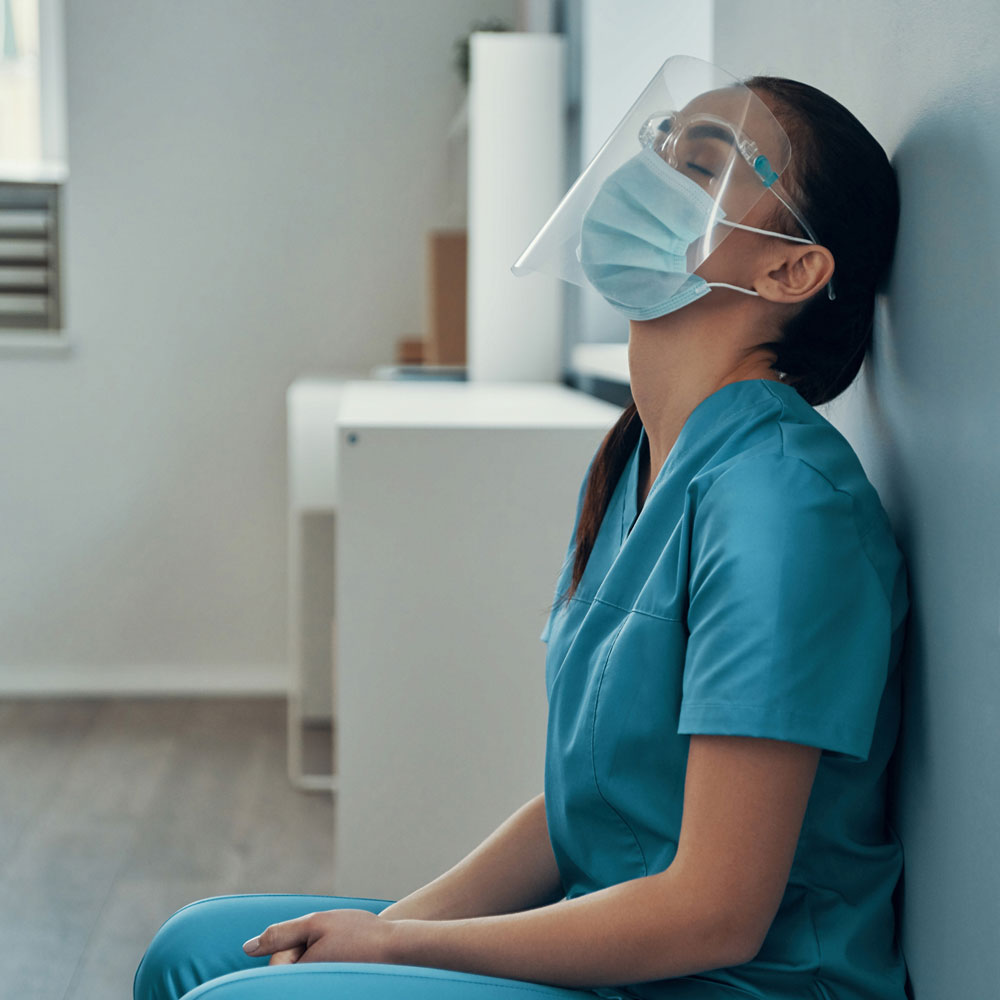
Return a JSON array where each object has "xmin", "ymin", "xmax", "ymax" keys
[{"xmin": 540, "ymin": 378, "xmax": 908, "ymax": 1000}]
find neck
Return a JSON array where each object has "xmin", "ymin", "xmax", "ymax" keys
[{"xmin": 628, "ymin": 298, "xmax": 782, "ymax": 490}]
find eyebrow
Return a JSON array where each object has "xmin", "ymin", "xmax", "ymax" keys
[{"xmin": 685, "ymin": 124, "xmax": 736, "ymax": 145}]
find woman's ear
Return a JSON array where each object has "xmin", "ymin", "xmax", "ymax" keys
[{"xmin": 756, "ymin": 245, "xmax": 835, "ymax": 303}]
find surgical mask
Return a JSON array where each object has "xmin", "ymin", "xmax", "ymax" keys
[{"xmin": 578, "ymin": 148, "xmax": 815, "ymax": 322}]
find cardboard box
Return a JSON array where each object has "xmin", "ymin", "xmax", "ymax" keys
[
  {"xmin": 395, "ymin": 336, "xmax": 425, "ymax": 364},
  {"xmin": 425, "ymin": 229, "xmax": 467, "ymax": 365}
]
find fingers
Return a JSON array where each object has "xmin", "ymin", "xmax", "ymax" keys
[
  {"xmin": 268, "ymin": 946, "xmax": 307, "ymax": 966},
  {"xmin": 243, "ymin": 913, "xmax": 314, "ymax": 957}
]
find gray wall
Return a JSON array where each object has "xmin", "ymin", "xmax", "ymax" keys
[
  {"xmin": 0, "ymin": 0, "xmax": 513, "ymax": 693},
  {"xmin": 712, "ymin": 3, "xmax": 1000, "ymax": 997}
]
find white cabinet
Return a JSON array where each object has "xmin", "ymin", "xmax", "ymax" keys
[{"xmin": 332, "ymin": 380, "xmax": 620, "ymax": 899}]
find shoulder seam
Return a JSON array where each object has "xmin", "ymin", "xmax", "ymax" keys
[{"xmin": 703, "ymin": 451, "xmax": 848, "ymax": 505}]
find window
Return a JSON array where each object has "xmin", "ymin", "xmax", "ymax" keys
[
  {"xmin": 0, "ymin": 0, "xmax": 66, "ymax": 340},
  {"xmin": 0, "ymin": 0, "xmax": 43, "ymax": 164}
]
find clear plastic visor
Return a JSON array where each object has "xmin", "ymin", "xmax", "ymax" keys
[{"xmin": 512, "ymin": 55, "xmax": 802, "ymax": 286}]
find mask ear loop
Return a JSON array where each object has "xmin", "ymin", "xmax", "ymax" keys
[
  {"xmin": 708, "ymin": 219, "xmax": 833, "ymax": 300},
  {"xmin": 718, "ymin": 219, "xmax": 814, "ymax": 243},
  {"xmin": 714, "ymin": 217, "xmax": 836, "ymax": 303},
  {"xmin": 704, "ymin": 280, "xmax": 761, "ymax": 297}
]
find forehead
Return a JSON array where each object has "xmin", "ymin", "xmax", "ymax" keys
[{"xmin": 678, "ymin": 87, "xmax": 789, "ymax": 167}]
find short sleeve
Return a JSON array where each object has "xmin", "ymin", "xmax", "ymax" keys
[
  {"xmin": 678, "ymin": 455, "xmax": 892, "ymax": 762},
  {"xmin": 540, "ymin": 452, "xmax": 595, "ymax": 644}
]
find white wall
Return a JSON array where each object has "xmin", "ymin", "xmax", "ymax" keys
[
  {"xmin": 712, "ymin": 4, "xmax": 999, "ymax": 997},
  {"xmin": 0, "ymin": 0, "xmax": 514, "ymax": 693}
]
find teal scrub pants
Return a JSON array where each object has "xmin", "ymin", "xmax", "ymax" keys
[{"xmin": 133, "ymin": 894, "xmax": 603, "ymax": 1000}]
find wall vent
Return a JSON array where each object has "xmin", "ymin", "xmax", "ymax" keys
[{"xmin": 0, "ymin": 182, "xmax": 61, "ymax": 331}]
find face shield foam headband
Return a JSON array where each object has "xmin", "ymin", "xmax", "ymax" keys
[{"xmin": 511, "ymin": 55, "xmax": 834, "ymax": 321}]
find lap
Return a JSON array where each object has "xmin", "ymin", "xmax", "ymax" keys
[
  {"xmin": 134, "ymin": 894, "xmax": 599, "ymax": 1000},
  {"xmin": 134, "ymin": 893, "xmax": 389, "ymax": 1000}
]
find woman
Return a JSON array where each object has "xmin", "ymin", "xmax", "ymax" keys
[{"xmin": 135, "ymin": 57, "xmax": 906, "ymax": 1000}]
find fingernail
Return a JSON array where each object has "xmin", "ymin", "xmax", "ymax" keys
[{"xmin": 242, "ymin": 937, "xmax": 260, "ymax": 953}]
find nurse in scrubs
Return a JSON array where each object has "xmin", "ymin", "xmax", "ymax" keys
[{"xmin": 135, "ymin": 56, "xmax": 907, "ymax": 1000}]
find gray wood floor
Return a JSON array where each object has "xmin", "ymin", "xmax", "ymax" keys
[{"xmin": 0, "ymin": 697, "xmax": 335, "ymax": 1000}]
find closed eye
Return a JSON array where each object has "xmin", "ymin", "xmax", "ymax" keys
[{"xmin": 686, "ymin": 162, "xmax": 714, "ymax": 178}]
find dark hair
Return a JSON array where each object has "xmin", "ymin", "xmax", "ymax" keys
[{"xmin": 559, "ymin": 76, "xmax": 899, "ymax": 605}]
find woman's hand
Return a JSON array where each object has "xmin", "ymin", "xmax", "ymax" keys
[{"xmin": 243, "ymin": 908, "xmax": 397, "ymax": 966}]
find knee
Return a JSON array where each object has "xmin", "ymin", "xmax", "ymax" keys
[{"xmin": 134, "ymin": 896, "xmax": 244, "ymax": 1000}]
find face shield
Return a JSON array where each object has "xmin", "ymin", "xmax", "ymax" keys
[{"xmin": 512, "ymin": 55, "xmax": 829, "ymax": 320}]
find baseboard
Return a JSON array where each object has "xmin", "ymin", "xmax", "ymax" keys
[{"xmin": 0, "ymin": 662, "xmax": 287, "ymax": 697}]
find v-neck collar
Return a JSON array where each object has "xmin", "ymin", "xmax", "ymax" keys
[
  {"xmin": 620, "ymin": 423, "xmax": 645, "ymax": 544},
  {"xmin": 619, "ymin": 378, "xmax": 802, "ymax": 544}
]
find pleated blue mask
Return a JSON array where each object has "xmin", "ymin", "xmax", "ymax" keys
[{"xmin": 578, "ymin": 148, "xmax": 725, "ymax": 321}]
